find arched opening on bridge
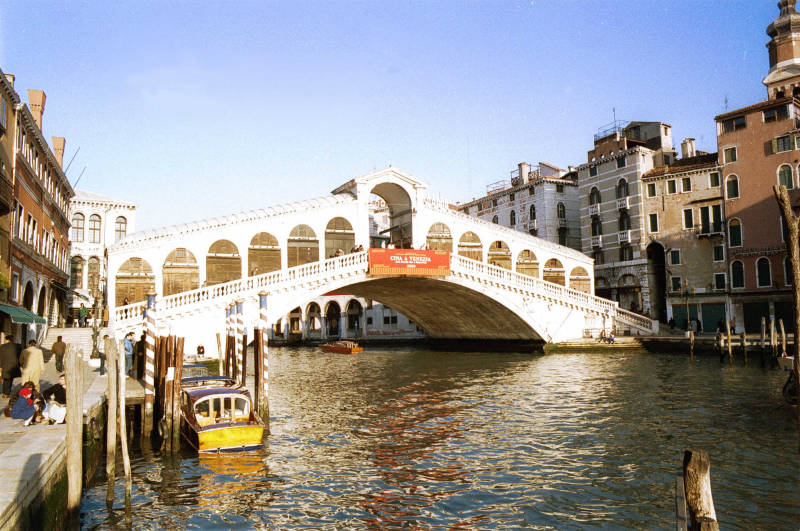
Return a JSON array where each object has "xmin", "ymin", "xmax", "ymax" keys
[
  {"xmin": 306, "ymin": 302, "xmax": 322, "ymax": 338},
  {"xmin": 248, "ymin": 232, "xmax": 281, "ymax": 276},
  {"xmin": 618, "ymin": 274, "xmax": 642, "ymax": 314},
  {"xmin": 646, "ymin": 241, "xmax": 667, "ymax": 321},
  {"xmin": 163, "ymin": 248, "xmax": 199, "ymax": 296},
  {"xmin": 325, "ymin": 301, "xmax": 341, "ymax": 338},
  {"xmin": 542, "ymin": 258, "xmax": 565, "ymax": 286},
  {"xmin": 426, "ymin": 222, "xmax": 452, "ymax": 252},
  {"xmin": 70, "ymin": 257, "xmax": 84, "ymax": 289},
  {"xmin": 288, "ymin": 224, "xmax": 319, "ymax": 267},
  {"xmin": 488, "ymin": 241, "xmax": 511, "ymax": 269},
  {"xmin": 370, "ymin": 183, "xmax": 412, "ymax": 248},
  {"xmin": 515, "ymin": 249, "xmax": 539, "ymax": 278},
  {"xmin": 325, "ymin": 217, "xmax": 355, "ymax": 258},
  {"xmin": 288, "ymin": 306, "xmax": 303, "ymax": 337},
  {"xmin": 345, "ymin": 299, "xmax": 363, "ymax": 338},
  {"xmin": 457, "ymin": 231, "xmax": 482, "ymax": 261},
  {"xmin": 206, "ymin": 240, "xmax": 242, "ymax": 286},
  {"xmin": 37, "ymin": 286, "xmax": 47, "ymax": 318},
  {"xmin": 569, "ymin": 267, "xmax": 591, "ymax": 293},
  {"xmin": 115, "ymin": 257, "xmax": 155, "ymax": 305}
]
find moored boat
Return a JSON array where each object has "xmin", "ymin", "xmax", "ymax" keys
[
  {"xmin": 777, "ymin": 355, "xmax": 795, "ymax": 371},
  {"xmin": 320, "ymin": 341, "xmax": 363, "ymax": 354},
  {"xmin": 181, "ymin": 385, "xmax": 265, "ymax": 452}
]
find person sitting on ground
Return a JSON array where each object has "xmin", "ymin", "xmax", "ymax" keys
[
  {"xmin": 42, "ymin": 374, "xmax": 67, "ymax": 424},
  {"xmin": 597, "ymin": 330, "xmax": 606, "ymax": 343},
  {"xmin": 5, "ymin": 381, "xmax": 43, "ymax": 425},
  {"xmin": 0, "ymin": 335, "xmax": 21, "ymax": 398},
  {"xmin": 19, "ymin": 340, "xmax": 44, "ymax": 392},
  {"xmin": 608, "ymin": 332, "xmax": 615, "ymax": 344}
]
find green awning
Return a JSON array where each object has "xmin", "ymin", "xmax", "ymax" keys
[{"xmin": 0, "ymin": 304, "xmax": 46, "ymax": 325}]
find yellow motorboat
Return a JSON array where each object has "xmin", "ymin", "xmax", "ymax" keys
[{"xmin": 181, "ymin": 385, "xmax": 265, "ymax": 453}]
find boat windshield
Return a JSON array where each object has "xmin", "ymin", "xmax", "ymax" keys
[{"xmin": 194, "ymin": 395, "xmax": 250, "ymax": 425}]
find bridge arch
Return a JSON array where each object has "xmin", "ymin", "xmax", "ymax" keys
[
  {"xmin": 115, "ymin": 257, "xmax": 155, "ymax": 305},
  {"xmin": 515, "ymin": 249, "xmax": 539, "ymax": 278},
  {"xmin": 288, "ymin": 224, "xmax": 319, "ymax": 267},
  {"xmin": 324, "ymin": 300, "xmax": 341, "ymax": 338},
  {"xmin": 345, "ymin": 298, "xmax": 363, "ymax": 337},
  {"xmin": 488, "ymin": 240, "xmax": 511, "ymax": 269},
  {"xmin": 248, "ymin": 232, "xmax": 281, "ymax": 276},
  {"xmin": 306, "ymin": 302, "xmax": 322, "ymax": 337},
  {"xmin": 207, "ymin": 239, "xmax": 242, "ymax": 286},
  {"xmin": 163, "ymin": 248, "xmax": 199, "ymax": 296},
  {"xmin": 325, "ymin": 217, "xmax": 355, "ymax": 258},
  {"xmin": 426, "ymin": 222, "xmax": 452, "ymax": 251},
  {"xmin": 370, "ymin": 182, "xmax": 412, "ymax": 248},
  {"xmin": 542, "ymin": 258, "xmax": 565, "ymax": 286},
  {"xmin": 457, "ymin": 231, "xmax": 483, "ymax": 261}
]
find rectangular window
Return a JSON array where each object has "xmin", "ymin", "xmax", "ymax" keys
[
  {"xmin": 764, "ymin": 106, "xmax": 788, "ymax": 122},
  {"xmin": 589, "ymin": 166, "xmax": 597, "ymax": 177},
  {"xmin": 671, "ymin": 276, "xmax": 682, "ymax": 292},
  {"xmin": 556, "ymin": 184, "xmax": 564, "ymax": 193},
  {"xmin": 509, "ymin": 193, "xmax": 515, "ymax": 202},
  {"xmin": 681, "ymin": 177, "xmax": 691, "ymax": 192},
  {"xmin": 723, "ymin": 116, "xmax": 746, "ymax": 132},
  {"xmin": 528, "ymin": 187, "xmax": 534, "ymax": 196},
  {"xmin": 774, "ymin": 135, "xmax": 792, "ymax": 153},
  {"xmin": 492, "ymin": 199, "xmax": 498, "ymax": 207},
  {"xmin": 649, "ymin": 213, "xmax": 659, "ymax": 233},
  {"xmin": 619, "ymin": 244, "xmax": 633, "ymax": 261},
  {"xmin": 617, "ymin": 155, "xmax": 626, "ymax": 168},
  {"xmin": 683, "ymin": 208, "xmax": 694, "ymax": 229},
  {"xmin": 724, "ymin": 147, "xmax": 737, "ymax": 163},
  {"xmin": 713, "ymin": 245, "xmax": 724, "ymax": 262},
  {"xmin": 646, "ymin": 183, "xmax": 656, "ymax": 197},
  {"xmin": 667, "ymin": 180, "xmax": 677, "ymax": 194},
  {"xmin": 366, "ymin": 317, "xmax": 373, "ymax": 325},
  {"xmin": 0, "ymin": 96, "xmax": 5, "ymax": 129},
  {"xmin": 10, "ymin": 272, "xmax": 18, "ymax": 302},
  {"xmin": 712, "ymin": 205, "xmax": 722, "ymax": 233},
  {"xmin": 714, "ymin": 273, "xmax": 726, "ymax": 290},
  {"xmin": 670, "ymin": 249, "xmax": 681, "ymax": 265}
]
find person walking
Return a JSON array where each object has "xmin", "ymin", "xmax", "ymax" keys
[
  {"xmin": 0, "ymin": 335, "xmax": 21, "ymax": 398},
  {"xmin": 20, "ymin": 340, "xmax": 45, "ymax": 391},
  {"xmin": 124, "ymin": 332, "xmax": 135, "ymax": 376},
  {"xmin": 51, "ymin": 335, "xmax": 67, "ymax": 373},
  {"xmin": 78, "ymin": 303, "xmax": 88, "ymax": 327}
]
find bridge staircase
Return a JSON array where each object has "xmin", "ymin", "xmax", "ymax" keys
[{"xmin": 41, "ymin": 327, "xmax": 99, "ymax": 361}]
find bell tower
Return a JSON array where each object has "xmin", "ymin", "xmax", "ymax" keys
[{"xmin": 764, "ymin": 0, "xmax": 800, "ymax": 98}]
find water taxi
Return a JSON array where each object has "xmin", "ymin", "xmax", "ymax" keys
[
  {"xmin": 180, "ymin": 384, "xmax": 265, "ymax": 452},
  {"xmin": 320, "ymin": 340, "xmax": 363, "ymax": 354}
]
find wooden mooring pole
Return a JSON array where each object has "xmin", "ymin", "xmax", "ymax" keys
[
  {"xmin": 770, "ymin": 319, "xmax": 777, "ymax": 359},
  {"xmin": 761, "ymin": 317, "xmax": 767, "ymax": 367},
  {"xmin": 779, "ymin": 319, "xmax": 787, "ymax": 357},
  {"xmin": 725, "ymin": 319, "xmax": 732, "ymax": 364},
  {"xmin": 257, "ymin": 292, "xmax": 270, "ymax": 431},
  {"xmin": 163, "ymin": 336, "xmax": 175, "ymax": 453},
  {"xmin": 105, "ymin": 337, "xmax": 117, "ymax": 507},
  {"xmin": 683, "ymin": 449, "xmax": 719, "ymax": 530},
  {"xmin": 171, "ymin": 338, "xmax": 184, "ymax": 452},
  {"xmin": 740, "ymin": 332, "xmax": 747, "ymax": 364},
  {"xmin": 115, "ymin": 339, "xmax": 131, "ymax": 496},
  {"xmin": 689, "ymin": 331, "xmax": 694, "ymax": 360},
  {"xmin": 144, "ymin": 292, "xmax": 158, "ymax": 437},
  {"xmin": 65, "ymin": 345, "xmax": 84, "ymax": 521}
]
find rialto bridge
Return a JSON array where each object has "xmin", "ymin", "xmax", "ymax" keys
[{"xmin": 108, "ymin": 167, "xmax": 655, "ymax": 351}]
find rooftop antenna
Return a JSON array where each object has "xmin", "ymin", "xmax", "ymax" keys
[
  {"xmin": 72, "ymin": 164, "xmax": 88, "ymax": 188},
  {"xmin": 64, "ymin": 146, "xmax": 80, "ymax": 174},
  {"xmin": 724, "ymin": 95, "xmax": 729, "ymax": 111},
  {"xmin": 613, "ymin": 107, "xmax": 616, "ymax": 123}
]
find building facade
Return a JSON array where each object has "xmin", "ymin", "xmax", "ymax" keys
[
  {"xmin": 457, "ymin": 161, "xmax": 581, "ymax": 252},
  {"xmin": 0, "ymin": 70, "xmax": 19, "ymax": 306},
  {"xmin": 713, "ymin": 1, "xmax": 800, "ymax": 332},
  {"xmin": 68, "ymin": 190, "xmax": 136, "ymax": 323}
]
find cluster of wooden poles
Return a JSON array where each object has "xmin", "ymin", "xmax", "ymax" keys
[{"xmin": 699, "ymin": 316, "xmax": 793, "ymax": 364}]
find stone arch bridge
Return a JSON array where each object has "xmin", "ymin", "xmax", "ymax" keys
[{"xmin": 109, "ymin": 167, "xmax": 654, "ymax": 350}]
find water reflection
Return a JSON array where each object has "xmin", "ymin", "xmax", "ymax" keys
[{"xmin": 81, "ymin": 347, "xmax": 800, "ymax": 529}]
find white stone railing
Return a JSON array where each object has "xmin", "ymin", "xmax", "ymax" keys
[{"xmin": 615, "ymin": 307, "xmax": 658, "ymax": 334}]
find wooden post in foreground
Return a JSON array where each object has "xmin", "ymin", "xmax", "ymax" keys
[
  {"xmin": 683, "ymin": 449, "xmax": 719, "ymax": 530},
  {"xmin": 105, "ymin": 337, "xmax": 117, "ymax": 507},
  {"xmin": 115, "ymin": 339, "xmax": 132, "ymax": 492},
  {"xmin": 235, "ymin": 300, "xmax": 244, "ymax": 386},
  {"xmin": 144, "ymin": 292, "xmax": 157, "ymax": 437},
  {"xmin": 725, "ymin": 319, "xmax": 732, "ymax": 364},
  {"xmin": 779, "ymin": 319, "xmax": 787, "ymax": 357},
  {"xmin": 257, "ymin": 292, "xmax": 270, "ymax": 429},
  {"xmin": 740, "ymin": 332, "xmax": 747, "ymax": 364},
  {"xmin": 163, "ymin": 340, "xmax": 175, "ymax": 453},
  {"xmin": 65, "ymin": 344, "xmax": 84, "ymax": 519},
  {"xmin": 771, "ymin": 319, "xmax": 777, "ymax": 359},
  {"xmin": 761, "ymin": 317, "xmax": 767, "ymax": 367},
  {"xmin": 689, "ymin": 331, "xmax": 694, "ymax": 360},
  {"xmin": 171, "ymin": 338, "xmax": 184, "ymax": 452}
]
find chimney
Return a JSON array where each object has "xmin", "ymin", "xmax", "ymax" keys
[
  {"xmin": 680, "ymin": 137, "xmax": 696, "ymax": 159},
  {"xmin": 518, "ymin": 162, "xmax": 530, "ymax": 184},
  {"xmin": 27, "ymin": 89, "xmax": 46, "ymax": 130},
  {"xmin": 52, "ymin": 137, "xmax": 65, "ymax": 168},
  {"xmin": 3, "ymin": 73, "xmax": 14, "ymax": 87}
]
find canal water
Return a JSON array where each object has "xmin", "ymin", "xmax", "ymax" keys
[{"xmin": 81, "ymin": 347, "xmax": 800, "ymax": 529}]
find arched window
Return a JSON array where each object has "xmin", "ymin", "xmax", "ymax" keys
[
  {"xmin": 71, "ymin": 213, "xmax": 84, "ymax": 242},
  {"xmin": 726, "ymin": 174, "xmax": 739, "ymax": 199},
  {"xmin": 557, "ymin": 202, "xmax": 566, "ymax": 219},
  {"xmin": 589, "ymin": 187, "xmax": 601, "ymax": 205},
  {"xmin": 529, "ymin": 205, "xmax": 536, "ymax": 219},
  {"xmin": 618, "ymin": 210, "xmax": 631, "ymax": 231},
  {"xmin": 115, "ymin": 216, "xmax": 127, "ymax": 243},
  {"xmin": 757, "ymin": 257, "xmax": 772, "ymax": 287},
  {"xmin": 778, "ymin": 165, "xmax": 794, "ymax": 189},
  {"xmin": 731, "ymin": 260, "xmax": 745, "ymax": 288},
  {"xmin": 509, "ymin": 210, "xmax": 516, "ymax": 226},
  {"xmin": 492, "ymin": 215, "xmax": 498, "ymax": 224},
  {"xmin": 616, "ymin": 179, "xmax": 628, "ymax": 198},
  {"xmin": 728, "ymin": 219, "xmax": 742, "ymax": 247},
  {"xmin": 70, "ymin": 257, "xmax": 84, "ymax": 289},
  {"xmin": 88, "ymin": 256, "xmax": 100, "ymax": 292},
  {"xmin": 89, "ymin": 214, "xmax": 101, "ymax": 243}
]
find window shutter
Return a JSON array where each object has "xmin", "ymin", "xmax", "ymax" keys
[{"xmin": 772, "ymin": 138, "xmax": 778, "ymax": 154}]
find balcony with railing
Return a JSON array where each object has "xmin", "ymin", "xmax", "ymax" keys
[
  {"xmin": 558, "ymin": 217, "xmax": 568, "ymax": 228},
  {"xmin": 591, "ymin": 235, "xmax": 603, "ymax": 248},
  {"xmin": 697, "ymin": 221, "xmax": 724, "ymax": 237},
  {"xmin": 588, "ymin": 203, "xmax": 600, "ymax": 216},
  {"xmin": 618, "ymin": 230, "xmax": 631, "ymax": 244},
  {"xmin": 616, "ymin": 197, "xmax": 629, "ymax": 210},
  {"xmin": 526, "ymin": 219, "xmax": 537, "ymax": 231}
]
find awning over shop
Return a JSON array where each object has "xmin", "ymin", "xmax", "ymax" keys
[{"xmin": 0, "ymin": 304, "xmax": 46, "ymax": 324}]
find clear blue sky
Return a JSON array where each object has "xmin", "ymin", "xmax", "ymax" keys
[{"xmin": 0, "ymin": 1, "xmax": 776, "ymax": 230}]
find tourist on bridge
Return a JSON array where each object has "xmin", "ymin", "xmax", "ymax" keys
[
  {"xmin": 124, "ymin": 332, "xmax": 135, "ymax": 376},
  {"xmin": 20, "ymin": 340, "xmax": 45, "ymax": 391},
  {"xmin": 51, "ymin": 335, "xmax": 66, "ymax": 373},
  {"xmin": 78, "ymin": 303, "xmax": 89, "ymax": 327},
  {"xmin": 0, "ymin": 335, "xmax": 21, "ymax": 398}
]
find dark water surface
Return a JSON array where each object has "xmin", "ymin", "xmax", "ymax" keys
[{"xmin": 81, "ymin": 347, "xmax": 800, "ymax": 529}]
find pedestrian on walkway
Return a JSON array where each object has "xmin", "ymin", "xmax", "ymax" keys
[
  {"xmin": 20, "ymin": 340, "xmax": 45, "ymax": 391},
  {"xmin": 124, "ymin": 332, "xmax": 135, "ymax": 376},
  {"xmin": 99, "ymin": 335, "xmax": 108, "ymax": 376},
  {"xmin": 102, "ymin": 305, "xmax": 109, "ymax": 327},
  {"xmin": 51, "ymin": 335, "xmax": 66, "ymax": 373},
  {"xmin": 0, "ymin": 335, "xmax": 21, "ymax": 398},
  {"xmin": 78, "ymin": 303, "xmax": 88, "ymax": 327}
]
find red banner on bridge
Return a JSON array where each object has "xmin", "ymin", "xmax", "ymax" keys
[{"xmin": 368, "ymin": 249, "xmax": 450, "ymax": 276}]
